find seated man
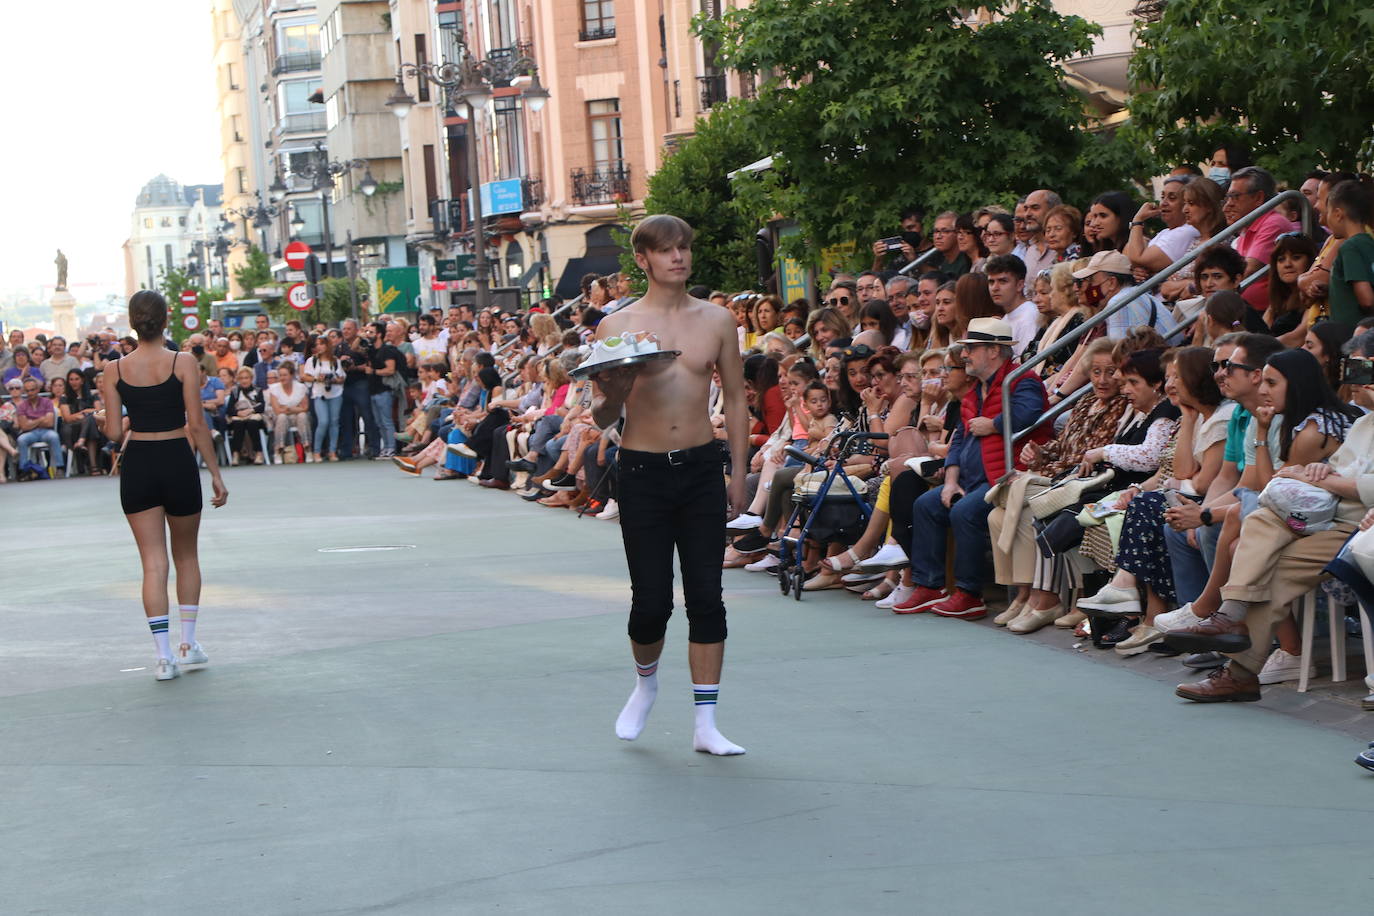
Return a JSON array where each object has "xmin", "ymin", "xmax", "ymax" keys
[
  {"xmin": 1076, "ymin": 250, "xmax": 1176, "ymax": 340},
  {"xmin": 893, "ymin": 318, "xmax": 1050, "ymax": 619},
  {"xmin": 14, "ymin": 376, "xmax": 64, "ymax": 478},
  {"xmin": 1165, "ymin": 401, "xmax": 1374, "ymax": 702}
]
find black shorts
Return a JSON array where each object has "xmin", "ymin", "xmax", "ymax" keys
[{"xmin": 120, "ymin": 438, "xmax": 203, "ymax": 516}]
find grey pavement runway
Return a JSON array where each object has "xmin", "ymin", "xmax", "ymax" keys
[{"xmin": 2, "ymin": 463, "xmax": 1371, "ymax": 915}]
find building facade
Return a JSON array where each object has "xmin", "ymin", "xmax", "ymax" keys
[{"xmin": 124, "ymin": 177, "xmax": 224, "ymax": 297}]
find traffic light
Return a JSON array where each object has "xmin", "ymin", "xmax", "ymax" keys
[{"xmin": 304, "ymin": 253, "xmax": 323, "ymax": 302}]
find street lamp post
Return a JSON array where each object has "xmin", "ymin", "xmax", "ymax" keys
[
  {"xmin": 223, "ymin": 189, "xmax": 287, "ymax": 255},
  {"xmin": 385, "ymin": 43, "xmax": 549, "ymax": 315},
  {"xmin": 292, "ymin": 141, "xmax": 378, "ymax": 293}
]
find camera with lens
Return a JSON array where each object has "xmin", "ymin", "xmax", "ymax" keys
[
  {"xmin": 1342, "ymin": 357, "xmax": 1374, "ymax": 386},
  {"xmin": 880, "ymin": 236, "xmax": 906, "ymax": 252}
]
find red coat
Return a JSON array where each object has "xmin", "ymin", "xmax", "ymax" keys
[{"xmin": 960, "ymin": 359, "xmax": 1052, "ymax": 482}]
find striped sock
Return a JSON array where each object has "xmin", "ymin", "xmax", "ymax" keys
[
  {"xmin": 148, "ymin": 615, "xmax": 171, "ymax": 661},
  {"xmin": 636, "ymin": 659, "xmax": 658, "ymax": 678},
  {"xmin": 693, "ymin": 683, "xmax": 744, "ymax": 756},
  {"xmin": 615, "ymin": 657, "xmax": 660, "ymax": 741},
  {"xmin": 179, "ymin": 605, "xmax": 199, "ymax": 647}
]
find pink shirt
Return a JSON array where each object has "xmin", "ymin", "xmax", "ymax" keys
[
  {"xmin": 1234, "ymin": 209, "xmax": 1298, "ymax": 310},
  {"xmin": 16, "ymin": 395, "xmax": 53, "ymax": 423}
]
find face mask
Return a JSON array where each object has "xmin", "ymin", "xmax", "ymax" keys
[
  {"xmin": 1082, "ymin": 283, "xmax": 1105, "ymax": 308},
  {"xmin": 229, "ymin": 340, "xmax": 241, "ymax": 351},
  {"xmin": 912, "ymin": 311, "xmax": 931, "ymax": 330},
  {"xmin": 921, "ymin": 378, "xmax": 943, "ymax": 393},
  {"xmin": 1208, "ymin": 166, "xmax": 1230, "ymax": 183},
  {"xmin": 191, "ymin": 345, "xmax": 205, "ymax": 356}
]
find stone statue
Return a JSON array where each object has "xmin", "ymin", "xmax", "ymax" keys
[{"xmin": 54, "ymin": 249, "xmax": 68, "ymax": 291}]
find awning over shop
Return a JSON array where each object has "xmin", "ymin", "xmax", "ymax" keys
[{"xmin": 555, "ymin": 256, "xmax": 622, "ymax": 300}]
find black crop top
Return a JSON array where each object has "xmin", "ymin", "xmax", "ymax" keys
[{"xmin": 116, "ymin": 354, "xmax": 188, "ymax": 433}]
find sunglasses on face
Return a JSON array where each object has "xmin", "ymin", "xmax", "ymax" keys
[
  {"xmin": 825, "ymin": 296, "xmax": 850, "ymax": 306},
  {"xmin": 1212, "ymin": 358, "xmax": 1258, "ymax": 374},
  {"xmin": 841, "ymin": 345, "xmax": 874, "ymax": 359}
]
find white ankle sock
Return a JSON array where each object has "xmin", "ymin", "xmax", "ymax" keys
[
  {"xmin": 692, "ymin": 684, "xmax": 745, "ymax": 756},
  {"xmin": 147, "ymin": 615, "xmax": 171, "ymax": 661},
  {"xmin": 179, "ymin": 605, "xmax": 198, "ymax": 647},
  {"xmin": 615, "ymin": 660, "xmax": 659, "ymax": 740}
]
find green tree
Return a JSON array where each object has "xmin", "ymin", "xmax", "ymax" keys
[
  {"xmin": 319, "ymin": 277, "xmax": 369, "ymax": 325},
  {"xmin": 696, "ymin": 0, "xmax": 1154, "ymax": 262},
  {"xmin": 1129, "ymin": 0, "xmax": 1374, "ymax": 178},
  {"xmin": 231, "ymin": 245, "xmax": 274, "ymax": 298},
  {"xmin": 631, "ymin": 101, "xmax": 772, "ymax": 291},
  {"xmin": 155, "ymin": 266, "xmax": 226, "ymax": 344}
]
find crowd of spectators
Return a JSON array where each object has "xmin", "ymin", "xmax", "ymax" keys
[{"xmin": 4, "ymin": 152, "xmax": 1374, "ymax": 766}]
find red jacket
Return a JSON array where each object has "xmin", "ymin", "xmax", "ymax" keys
[{"xmin": 959, "ymin": 359, "xmax": 1052, "ymax": 482}]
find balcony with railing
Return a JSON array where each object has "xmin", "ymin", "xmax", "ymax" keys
[
  {"xmin": 570, "ymin": 165, "xmax": 631, "ymax": 206},
  {"xmin": 698, "ymin": 74, "xmax": 728, "ymax": 110},
  {"xmin": 272, "ymin": 50, "xmax": 322, "ymax": 75},
  {"xmin": 279, "ymin": 111, "xmax": 326, "ymax": 134},
  {"xmin": 521, "ymin": 177, "xmax": 544, "ymax": 210},
  {"xmin": 579, "ymin": 23, "xmax": 615, "ymax": 41}
]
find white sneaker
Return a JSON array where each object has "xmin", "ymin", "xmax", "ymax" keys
[
  {"xmin": 853, "ymin": 543, "xmax": 910, "ymax": 572},
  {"xmin": 726, "ymin": 512, "xmax": 764, "ymax": 531},
  {"xmin": 155, "ymin": 658, "xmax": 180, "ymax": 681},
  {"xmin": 595, "ymin": 499, "xmax": 620, "ymax": 520},
  {"xmin": 840, "ymin": 570, "xmax": 884, "ymax": 585},
  {"xmin": 179, "ymin": 643, "xmax": 209, "ymax": 665},
  {"xmin": 875, "ymin": 584, "xmax": 915, "ymax": 610},
  {"xmin": 744, "ymin": 554, "xmax": 781, "ymax": 572},
  {"xmin": 446, "ymin": 442, "xmax": 476, "ymax": 459},
  {"xmin": 1078, "ymin": 583, "xmax": 1141, "ymax": 613},
  {"xmin": 1257, "ymin": 647, "xmax": 1315, "ymax": 685},
  {"xmin": 1154, "ymin": 603, "xmax": 1204, "ymax": 633}
]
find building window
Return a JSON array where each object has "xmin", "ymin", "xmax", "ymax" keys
[
  {"xmin": 492, "ymin": 97, "xmax": 526, "ymax": 181},
  {"xmin": 325, "ymin": 90, "xmax": 344, "ymax": 132},
  {"xmin": 179, "ymin": 217, "xmax": 187, "ymax": 227},
  {"xmin": 161, "ymin": 217, "xmax": 172, "ymax": 227},
  {"xmin": 321, "ymin": 8, "xmax": 341, "ymax": 57},
  {"xmin": 581, "ymin": 1, "xmax": 615, "ymax": 40},
  {"xmin": 275, "ymin": 21, "xmax": 320, "ymax": 73},
  {"xmin": 588, "ymin": 99, "xmax": 622, "ymax": 170},
  {"xmin": 279, "ymin": 78, "xmax": 324, "ymax": 132},
  {"xmin": 290, "ymin": 198, "xmax": 325, "ymax": 246},
  {"xmin": 414, "ymin": 35, "xmax": 430, "ymax": 103},
  {"xmin": 143, "ymin": 217, "xmax": 153, "ymax": 229},
  {"xmin": 237, "ymin": 167, "xmax": 248, "ymax": 194},
  {"xmin": 164, "ymin": 244, "xmax": 174, "ymax": 272},
  {"xmin": 231, "ymin": 115, "xmax": 242, "ymax": 142},
  {"xmin": 226, "ymin": 62, "xmax": 239, "ymax": 90}
]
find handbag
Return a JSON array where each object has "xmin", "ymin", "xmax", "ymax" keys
[
  {"xmin": 1258, "ymin": 476, "xmax": 1339, "ymax": 535},
  {"xmin": 795, "ymin": 469, "xmax": 868, "ymax": 499},
  {"xmin": 886, "ymin": 425, "xmax": 929, "ymax": 469},
  {"xmin": 1027, "ymin": 467, "xmax": 1116, "ymax": 520}
]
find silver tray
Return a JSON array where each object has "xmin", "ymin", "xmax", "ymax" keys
[{"xmin": 570, "ymin": 349, "xmax": 681, "ymax": 380}]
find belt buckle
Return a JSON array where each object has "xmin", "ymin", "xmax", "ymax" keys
[{"xmin": 667, "ymin": 448, "xmax": 686, "ymax": 467}]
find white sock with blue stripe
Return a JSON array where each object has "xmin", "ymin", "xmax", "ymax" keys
[{"xmin": 692, "ymin": 683, "xmax": 745, "ymax": 756}]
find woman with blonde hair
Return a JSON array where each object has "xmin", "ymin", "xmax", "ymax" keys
[
  {"xmin": 1160, "ymin": 177, "xmax": 1227, "ymax": 301},
  {"xmin": 926, "ymin": 281, "xmax": 960, "ymax": 350},
  {"xmin": 529, "ymin": 311, "xmax": 560, "ymax": 354},
  {"xmin": 1023, "ymin": 263, "xmax": 1087, "ymax": 376},
  {"xmin": 805, "ymin": 306, "xmax": 851, "ymax": 360}
]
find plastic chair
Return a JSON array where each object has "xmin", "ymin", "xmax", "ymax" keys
[
  {"xmin": 1293, "ymin": 590, "xmax": 1347, "ymax": 693},
  {"xmin": 27, "ymin": 441, "xmax": 53, "ymax": 477}
]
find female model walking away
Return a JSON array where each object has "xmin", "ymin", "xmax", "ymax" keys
[{"xmin": 98, "ymin": 290, "xmax": 228, "ymax": 681}]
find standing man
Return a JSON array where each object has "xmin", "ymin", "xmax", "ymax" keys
[
  {"xmin": 1225, "ymin": 167, "xmax": 1297, "ymax": 311},
  {"xmin": 1018, "ymin": 190, "xmax": 1061, "ymax": 296},
  {"xmin": 590, "ymin": 214, "xmax": 749, "ymax": 756},
  {"xmin": 335, "ymin": 318, "xmax": 375, "ymax": 459},
  {"xmin": 984, "ymin": 255, "xmax": 1036, "ymax": 358}
]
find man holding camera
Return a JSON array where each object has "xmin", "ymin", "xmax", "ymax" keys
[{"xmin": 335, "ymin": 317, "xmax": 376, "ymax": 460}]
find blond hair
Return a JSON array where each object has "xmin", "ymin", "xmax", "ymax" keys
[{"xmin": 631, "ymin": 214, "xmax": 693, "ymax": 253}]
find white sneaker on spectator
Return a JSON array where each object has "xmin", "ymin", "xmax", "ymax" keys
[
  {"xmin": 447, "ymin": 442, "xmax": 477, "ymax": 459},
  {"xmin": 726, "ymin": 512, "xmax": 764, "ymax": 531},
  {"xmin": 1077, "ymin": 584, "xmax": 1140, "ymax": 613},
  {"xmin": 875, "ymin": 584, "xmax": 916, "ymax": 610},
  {"xmin": 595, "ymin": 499, "xmax": 620, "ymax": 520},
  {"xmin": 1154, "ymin": 602, "xmax": 1204, "ymax": 633},
  {"xmin": 745, "ymin": 554, "xmax": 781, "ymax": 572},
  {"xmin": 840, "ymin": 570, "xmax": 884, "ymax": 585},
  {"xmin": 853, "ymin": 543, "xmax": 909, "ymax": 572},
  {"xmin": 155, "ymin": 658, "xmax": 180, "ymax": 681},
  {"xmin": 1257, "ymin": 648, "xmax": 1315, "ymax": 685}
]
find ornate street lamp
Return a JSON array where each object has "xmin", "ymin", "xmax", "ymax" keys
[{"xmin": 387, "ymin": 42, "xmax": 550, "ymax": 314}]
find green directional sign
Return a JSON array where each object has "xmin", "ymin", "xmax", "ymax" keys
[
  {"xmin": 434, "ymin": 256, "xmax": 475, "ymax": 281},
  {"xmin": 376, "ymin": 267, "xmax": 421, "ymax": 314}
]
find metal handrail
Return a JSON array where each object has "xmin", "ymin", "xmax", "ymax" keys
[
  {"xmin": 1012, "ymin": 262, "xmax": 1273, "ymax": 439},
  {"xmin": 999, "ymin": 188, "xmax": 1312, "ymax": 480},
  {"xmin": 898, "ymin": 246, "xmax": 940, "ymax": 277},
  {"xmin": 492, "ymin": 293, "xmax": 584, "ymax": 359}
]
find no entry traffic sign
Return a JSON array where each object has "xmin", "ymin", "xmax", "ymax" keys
[
  {"xmin": 287, "ymin": 282, "xmax": 314, "ymax": 311},
  {"xmin": 180, "ymin": 289, "xmax": 198, "ymax": 307},
  {"xmin": 284, "ymin": 240, "xmax": 312, "ymax": 271}
]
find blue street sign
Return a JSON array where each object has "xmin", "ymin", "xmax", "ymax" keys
[{"xmin": 475, "ymin": 178, "xmax": 524, "ymax": 216}]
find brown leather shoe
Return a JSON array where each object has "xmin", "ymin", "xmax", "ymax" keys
[
  {"xmin": 1175, "ymin": 663, "xmax": 1261, "ymax": 703},
  {"xmin": 1160, "ymin": 614, "xmax": 1251, "ymax": 653}
]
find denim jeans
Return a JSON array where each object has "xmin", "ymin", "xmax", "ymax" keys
[
  {"xmin": 370, "ymin": 390, "xmax": 397, "ymax": 452},
  {"xmin": 312, "ymin": 395, "xmax": 343, "ymax": 455},
  {"xmin": 1163, "ymin": 521, "xmax": 1221, "ymax": 605},
  {"xmin": 18, "ymin": 428, "xmax": 63, "ymax": 468},
  {"xmin": 909, "ymin": 482, "xmax": 993, "ymax": 594},
  {"xmin": 618, "ymin": 443, "xmax": 728, "ymax": 644},
  {"xmin": 338, "ymin": 379, "xmax": 374, "ymax": 458}
]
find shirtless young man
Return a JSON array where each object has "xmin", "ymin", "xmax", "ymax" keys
[{"xmin": 591, "ymin": 214, "xmax": 750, "ymax": 755}]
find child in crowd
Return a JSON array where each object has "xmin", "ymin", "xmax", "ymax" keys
[
  {"xmin": 1325, "ymin": 179, "xmax": 1374, "ymax": 325},
  {"xmin": 801, "ymin": 381, "xmax": 836, "ymax": 453}
]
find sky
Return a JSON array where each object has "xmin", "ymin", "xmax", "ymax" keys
[{"xmin": 0, "ymin": 2, "xmax": 222, "ymax": 315}]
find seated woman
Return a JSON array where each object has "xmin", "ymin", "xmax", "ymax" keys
[
  {"xmin": 1076, "ymin": 347, "xmax": 1231, "ymax": 650},
  {"xmin": 988, "ymin": 337, "xmax": 1131, "ymax": 629},
  {"xmin": 1043, "ymin": 204, "xmax": 1086, "ymax": 264},
  {"xmin": 729, "ymin": 359, "xmax": 822, "ymax": 536},
  {"xmin": 1158, "ymin": 348, "xmax": 1358, "ymax": 654},
  {"xmin": 1267, "ymin": 232, "xmax": 1319, "ymax": 346},
  {"xmin": 1002, "ymin": 346, "xmax": 1180, "ymax": 636},
  {"xmin": 59, "ymin": 369, "xmax": 104, "ymax": 474},
  {"xmin": 225, "ymin": 367, "xmax": 267, "ymax": 464},
  {"xmin": 1302, "ymin": 319, "xmax": 1355, "ymax": 393},
  {"xmin": 267, "ymin": 360, "xmax": 312, "ymax": 462}
]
